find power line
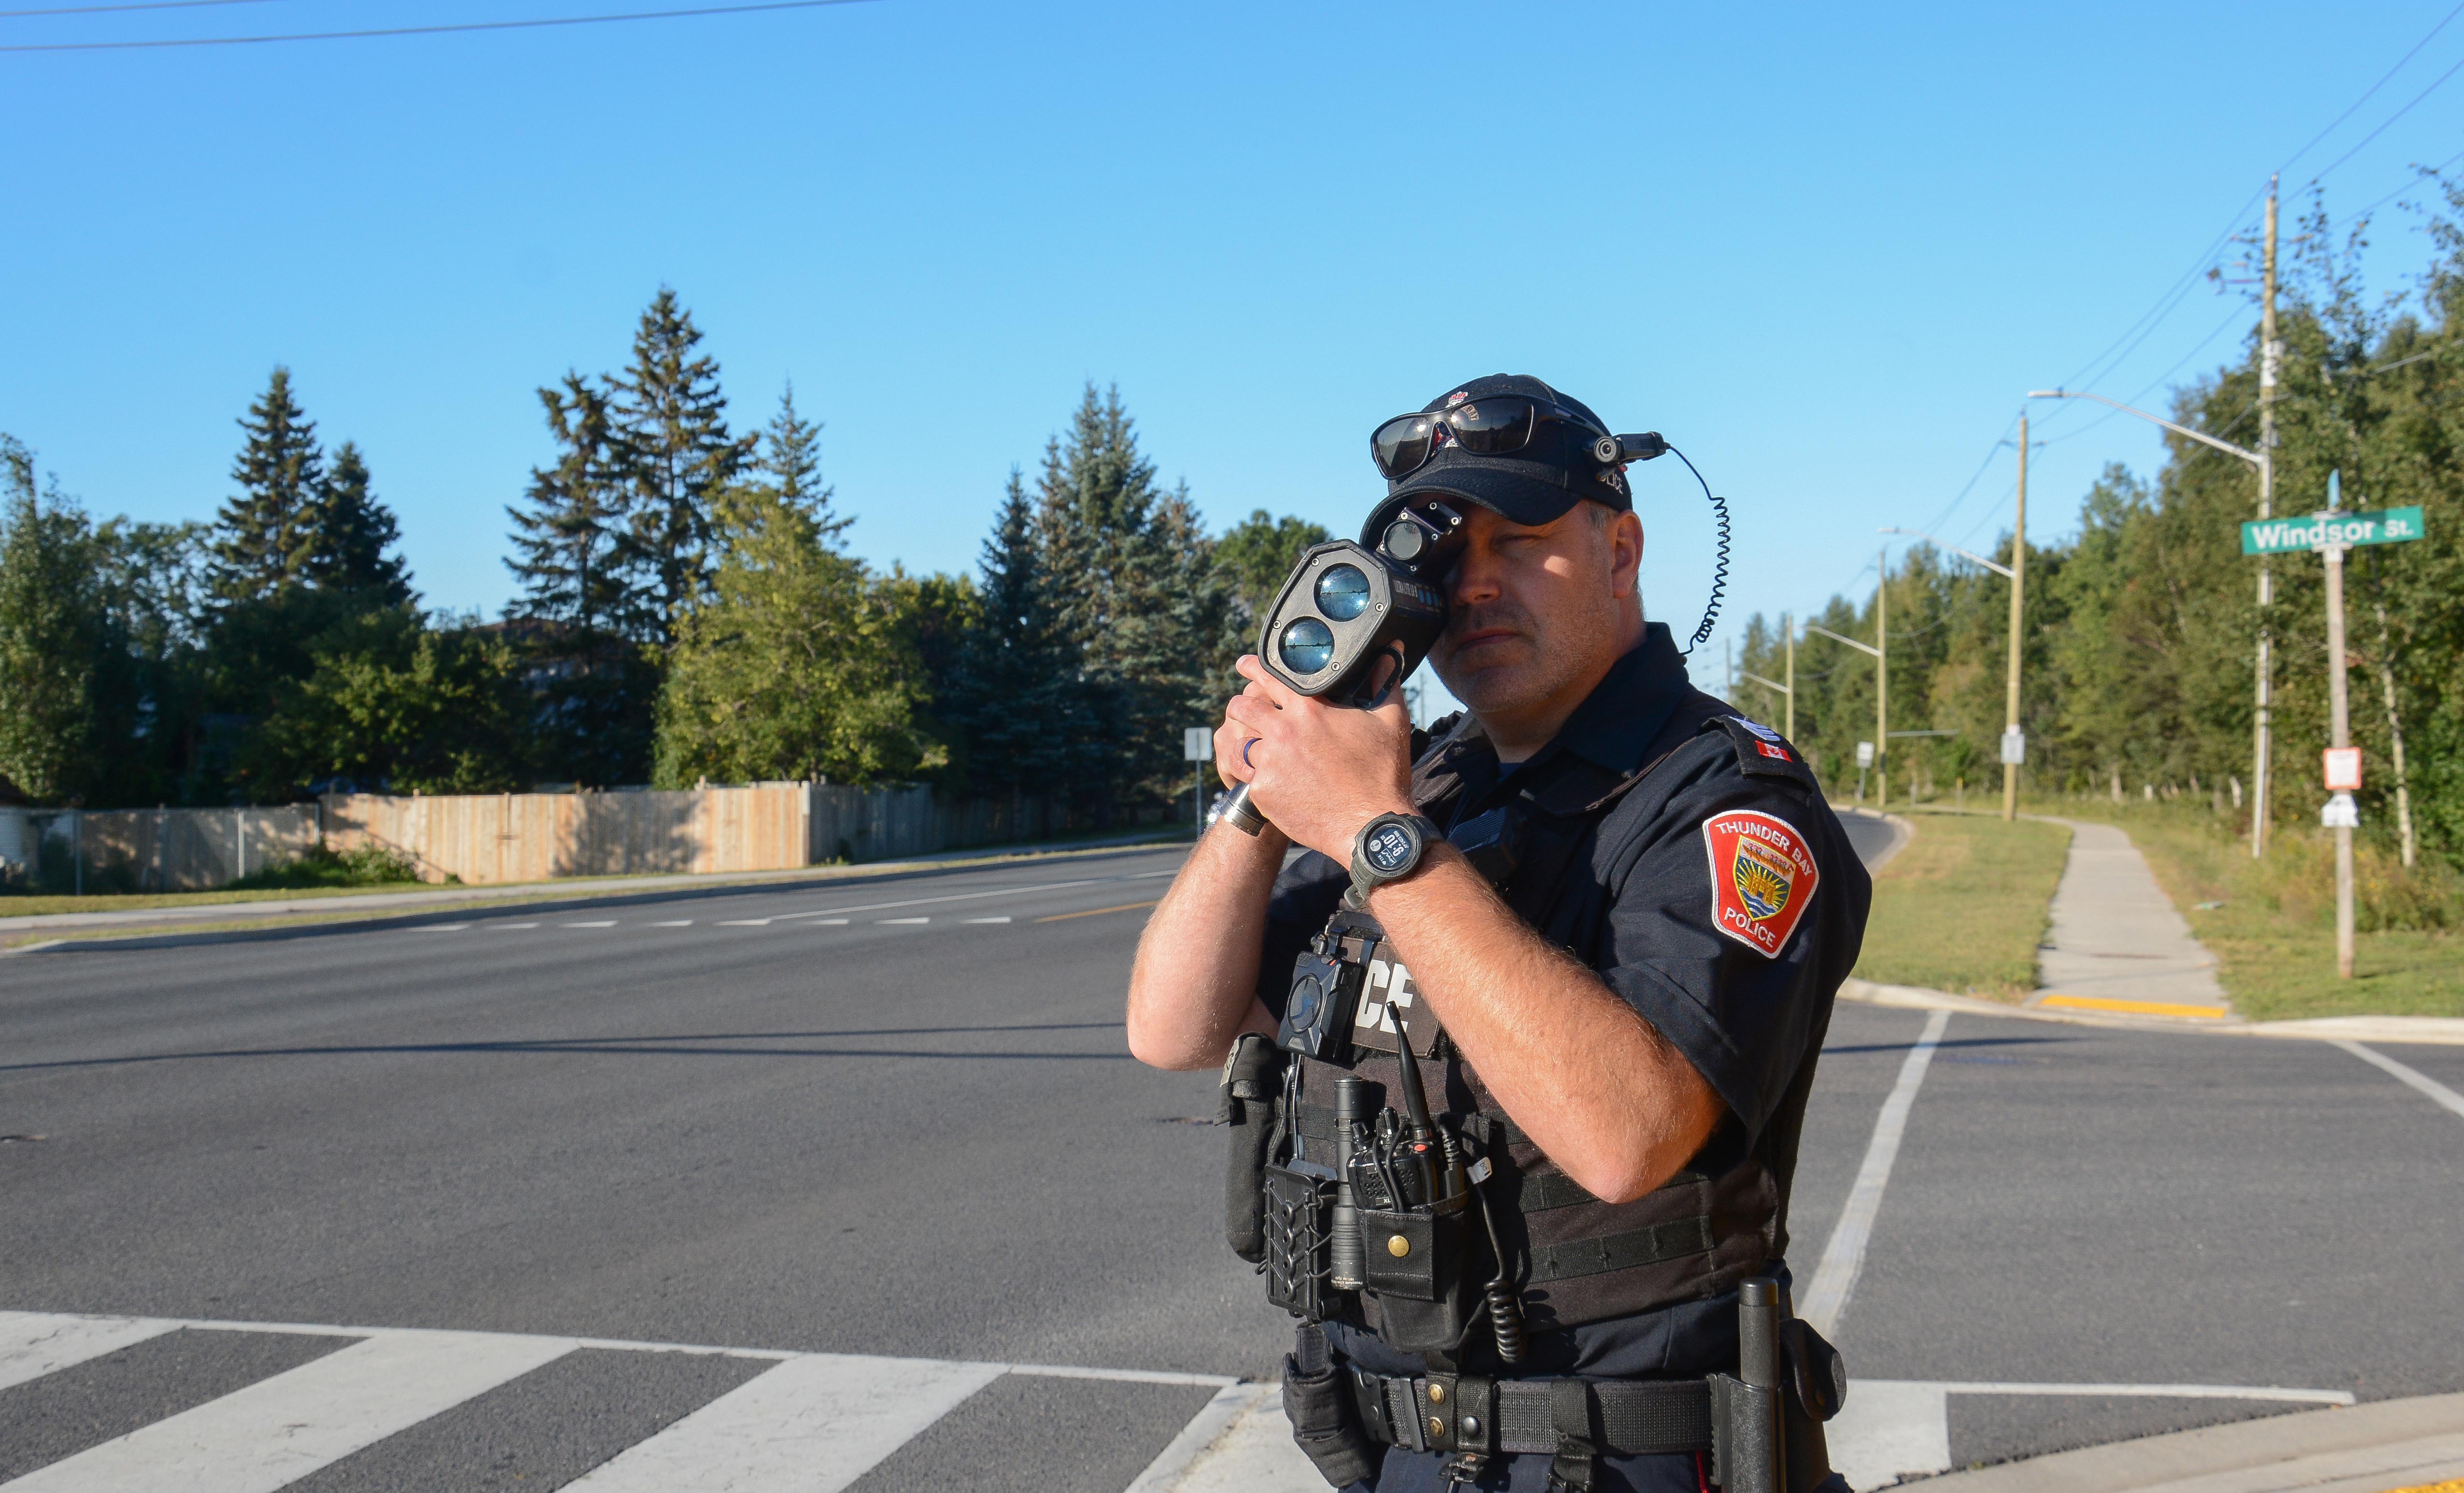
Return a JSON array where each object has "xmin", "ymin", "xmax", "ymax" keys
[
  {"xmin": 2307, "ymin": 50, "xmax": 2464, "ymax": 185},
  {"xmin": 2276, "ymin": 0, "xmax": 2464, "ymax": 177},
  {"xmin": 0, "ymin": 0, "xmax": 873, "ymax": 49},
  {"xmin": 2329, "ymin": 144, "xmax": 2464, "ymax": 229},
  {"xmin": 0, "ymin": 0, "xmax": 285, "ymax": 16}
]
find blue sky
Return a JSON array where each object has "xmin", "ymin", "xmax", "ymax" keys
[{"xmin": 7, "ymin": 0, "xmax": 2463, "ymax": 702}]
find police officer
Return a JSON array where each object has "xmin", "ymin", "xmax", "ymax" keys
[{"xmin": 1126, "ymin": 374, "xmax": 1870, "ymax": 1493}]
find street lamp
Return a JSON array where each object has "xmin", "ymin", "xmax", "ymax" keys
[
  {"xmin": 2030, "ymin": 387, "xmax": 2274, "ymax": 857},
  {"xmin": 1805, "ymin": 550, "xmax": 1889, "ymax": 809},
  {"xmin": 1881, "ymin": 522, "xmax": 2024, "ymax": 823}
]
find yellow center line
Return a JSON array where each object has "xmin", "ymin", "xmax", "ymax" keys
[
  {"xmin": 2039, "ymin": 993, "xmax": 2229, "ymax": 1020},
  {"xmin": 1037, "ymin": 899, "xmax": 1162, "ymax": 923}
]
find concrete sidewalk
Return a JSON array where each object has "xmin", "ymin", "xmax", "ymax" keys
[
  {"xmin": 2029, "ymin": 817, "xmax": 2234, "ymax": 1021},
  {"xmin": 1908, "ymin": 1390, "xmax": 2464, "ymax": 1493}
]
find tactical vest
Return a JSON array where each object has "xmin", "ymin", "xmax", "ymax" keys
[{"xmin": 1225, "ymin": 693, "xmax": 1827, "ymax": 1362}]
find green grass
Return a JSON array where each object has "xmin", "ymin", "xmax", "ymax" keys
[
  {"xmin": 2029, "ymin": 798, "xmax": 2464, "ymax": 1022},
  {"xmin": 1850, "ymin": 808, "xmax": 2072, "ymax": 1000}
]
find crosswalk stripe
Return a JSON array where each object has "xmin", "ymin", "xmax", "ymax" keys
[
  {"xmin": 0, "ymin": 1312, "xmax": 180, "ymax": 1393},
  {"xmin": 560, "ymin": 1352, "xmax": 1007, "ymax": 1492},
  {"xmin": 0, "ymin": 1329, "xmax": 574, "ymax": 1493}
]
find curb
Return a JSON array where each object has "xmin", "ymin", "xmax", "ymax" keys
[
  {"xmin": 1839, "ymin": 979, "xmax": 2464, "ymax": 1048},
  {"xmin": 1902, "ymin": 1390, "xmax": 2464, "ymax": 1493}
]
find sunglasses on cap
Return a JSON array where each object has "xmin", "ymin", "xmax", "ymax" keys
[{"xmin": 1369, "ymin": 395, "xmax": 1608, "ymax": 481}]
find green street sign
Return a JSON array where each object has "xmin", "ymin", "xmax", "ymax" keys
[{"xmin": 2241, "ymin": 506, "xmax": 2427, "ymax": 555}]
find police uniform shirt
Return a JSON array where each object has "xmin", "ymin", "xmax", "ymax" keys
[{"xmin": 1252, "ymin": 621, "xmax": 1872, "ymax": 1389}]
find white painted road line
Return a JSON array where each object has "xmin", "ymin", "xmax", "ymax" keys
[
  {"xmin": 413, "ymin": 924, "xmax": 469, "ymax": 932},
  {"xmin": 964, "ymin": 916, "xmax": 1011, "ymax": 924},
  {"xmin": 562, "ymin": 921, "xmax": 617, "ymax": 928},
  {"xmin": 1, "ymin": 1328, "xmax": 573, "ymax": 1493},
  {"xmin": 2335, "ymin": 1039, "xmax": 2464, "ymax": 1120},
  {"xmin": 767, "ymin": 870, "xmax": 1175, "ymax": 924},
  {"xmin": 561, "ymin": 1352, "xmax": 1006, "ymax": 1493},
  {"xmin": 495, "ymin": 923, "xmax": 540, "ymax": 930},
  {"xmin": 1800, "ymin": 1007, "xmax": 1950, "ymax": 1340},
  {"xmin": 877, "ymin": 917, "xmax": 929, "ymax": 925},
  {"xmin": 0, "ymin": 1312, "xmax": 180, "ymax": 1393},
  {"xmin": 809, "ymin": 918, "xmax": 848, "ymax": 925},
  {"xmin": 648, "ymin": 920, "xmax": 692, "ymax": 926}
]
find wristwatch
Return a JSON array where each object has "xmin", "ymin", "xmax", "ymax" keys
[{"xmin": 1345, "ymin": 812, "xmax": 1444, "ymax": 909}]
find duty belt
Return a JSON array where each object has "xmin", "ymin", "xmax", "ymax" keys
[{"xmin": 1348, "ymin": 1367, "xmax": 1714, "ymax": 1458}]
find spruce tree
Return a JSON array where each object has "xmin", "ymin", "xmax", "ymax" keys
[
  {"xmin": 212, "ymin": 366, "xmax": 325, "ymax": 604},
  {"xmin": 610, "ymin": 289, "xmax": 757, "ymax": 636},
  {"xmin": 753, "ymin": 383, "xmax": 849, "ymax": 546},
  {"xmin": 951, "ymin": 468, "xmax": 1091, "ymax": 793},
  {"xmin": 305, "ymin": 441, "xmax": 413, "ymax": 604},
  {"xmin": 506, "ymin": 373, "xmax": 638, "ymax": 638}
]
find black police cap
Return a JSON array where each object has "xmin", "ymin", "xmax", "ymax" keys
[{"xmin": 1359, "ymin": 373, "xmax": 1633, "ymax": 548}]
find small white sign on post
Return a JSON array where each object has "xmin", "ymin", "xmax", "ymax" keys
[
  {"xmin": 1999, "ymin": 726, "xmax": 2026, "ymax": 766},
  {"xmin": 2321, "ymin": 792, "xmax": 2360, "ymax": 829},
  {"xmin": 1183, "ymin": 727, "xmax": 1215, "ymax": 762},
  {"xmin": 2322, "ymin": 747, "xmax": 2362, "ymax": 792},
  {"xmin": 1855, "ymin": 741, "xmax": 1875, "ymax": 769}
]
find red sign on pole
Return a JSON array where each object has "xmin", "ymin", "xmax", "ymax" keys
[{"xmin": 2323, "ymin": 747, "xmax": 2363, "ymax": 792}]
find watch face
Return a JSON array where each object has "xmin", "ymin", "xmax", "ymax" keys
[{"xmin": 1364, "ymin": 821, "xmax": 1418, "ymax": 875}]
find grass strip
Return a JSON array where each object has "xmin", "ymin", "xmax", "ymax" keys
[{"xmin": 1849, "ymin": 808, "xmax": 2070, "ymax": 1000}]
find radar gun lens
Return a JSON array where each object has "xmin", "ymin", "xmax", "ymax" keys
[
  {"xmin": 1382, "ymin": 519, "xmax": 1426, "ymax": 562},
  {"xmin": 1315, "ymin": 564, "xmax": 1371, "ymax": 621},
  {"xmin": 1279, "ymin": 617, "xmax": 1336, "ymax": 674}
]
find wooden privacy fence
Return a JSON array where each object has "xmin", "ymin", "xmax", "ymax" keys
[
  {"xmin": 0, "ymin": 784, "xmax": 1124, "ymax": 894},
  {"xmin": 0, "ymin": 806, "xmax": 320, "ymax": 894},
  {"xmin": 323, "ymin": 783, "xmax": 1109, "ymax": 885}
]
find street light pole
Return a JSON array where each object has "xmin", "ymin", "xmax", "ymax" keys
[
  {"xmin": 2005, "ymin": 415, "xmax": 2028, "ymax": 822},
  {"xmin": 1876, "ymin": 550, "xmax": 1888, "ymax": 810},
  {"xmin": 2255, "ymin": 178, "xmax": 2281, "ymax": 858},
  {"xmin": 1784, "ymin": 613, "xmax": 1795, "ymax": 742}
]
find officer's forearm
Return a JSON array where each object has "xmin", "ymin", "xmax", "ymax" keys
[
  {"xmin": 1367, "ymin": 848, "xmax": 1724, "ymax": 1205},
  {"xmin": 1125, "ymin": 823, "xmax": 1286, "ymax": 1071}
]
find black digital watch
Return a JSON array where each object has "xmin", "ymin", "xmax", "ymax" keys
[{"xmin": 1344, "ymin": 812, "xmax": 1442, "ymax": 910}]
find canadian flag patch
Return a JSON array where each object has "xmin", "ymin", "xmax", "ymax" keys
[{"xmin": 1701, "ymin": 809, "xmax": 1819, "ymax": 959}]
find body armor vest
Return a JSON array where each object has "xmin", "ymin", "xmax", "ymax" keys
[{"xmin": 1226, "ymin": 692, "xmax": 1827, "ymax": 1361}]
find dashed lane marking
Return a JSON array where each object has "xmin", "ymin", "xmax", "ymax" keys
[
  {"xmin": 2039, "ymin": 993, "xmax": 2229, "ymax": 1020},
  {"xmin": 562, "ymin": 921, "xmax": 617, "ymax": 928},
  {"xmin": 876, "ymin": 917, "xmax": 929, "ymax": 925},
  {"xmin": 414, "ymin": 924, "xmax": 469, "ymax": 932},
  {"xmin": 494, "ymin": 923, "xmax": 540, "ymax": 930},
  {"xmin": 965, "ymin": 917, "xmax": 1012, "ymax": 924},
  {"xmin": 648, "ymin": 920, "xmax": 692, "ymax": 926},
  {"xmin": 1037, "ymin": 900, "xmax": 1162, "ymax": 923}
]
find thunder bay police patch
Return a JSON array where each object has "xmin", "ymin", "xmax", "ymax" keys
[{"xmin": 1701, "ymin": 809, "xmax": 1820, "ymax": 958}]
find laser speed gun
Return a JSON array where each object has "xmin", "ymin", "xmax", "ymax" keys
[{"xmin": 1218, "ymin": 503, "xmax": 1467, "ymax": 836}]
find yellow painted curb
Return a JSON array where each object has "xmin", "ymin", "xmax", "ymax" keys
[
  {"xmin": 2039, "ymin": 993, "xmax": 2230, "ymax": 1020},
  {"xmin": 2384, "ymin": 1481, "xmax": 2464, "ymax": 1493}
]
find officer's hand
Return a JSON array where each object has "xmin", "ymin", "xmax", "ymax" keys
[{"xmin": 1223, "ymin": 654, "xmax": 1417, "ymax": 864}]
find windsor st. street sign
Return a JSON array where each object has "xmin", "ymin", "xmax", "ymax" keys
[{"xmin": 2240, "ymin": 506, "xmax": 2426, "ymax": 555}]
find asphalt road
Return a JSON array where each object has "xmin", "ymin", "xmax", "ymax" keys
[{"xmin": 3, "ymin": 817, "xmax": 2459, "ymax": 1490}]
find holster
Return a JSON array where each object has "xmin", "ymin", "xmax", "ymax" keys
[
  {"xmin": 1223, "ymin": 1034, "xmax": 1283, "ymax": 1264},
  {"xmin": 1284, "ymin": 1324, "xmax": 1380, "ymax": 1489}
]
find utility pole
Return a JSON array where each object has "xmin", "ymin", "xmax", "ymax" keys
[
  {"xmin": 2324, "ymin": 473, "xmax": 2355, "ymax": 979},
  {"xmin": 1784, "ymin": 613, "xmax": 1795, "ymax": 741},
  {"xmin": 2253, "ymin": 177, "xmax": 2281, "ymax": 858},
  {"xmin": 2004, "ymin": 415, "xmax": 2028, "ymax": 822},
  {"xmin": 1875, "ymin": 549, "xmax": 1889, "ymax": 811}
]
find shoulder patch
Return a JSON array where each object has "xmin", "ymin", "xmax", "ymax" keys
[
  {"xmin": 1701, "ymin": 808, "xmax": 1820, "ymax": 959},
  {"xmin": 1702, "ymin": 715, "xmax": 1818, "ymax": 786}
]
